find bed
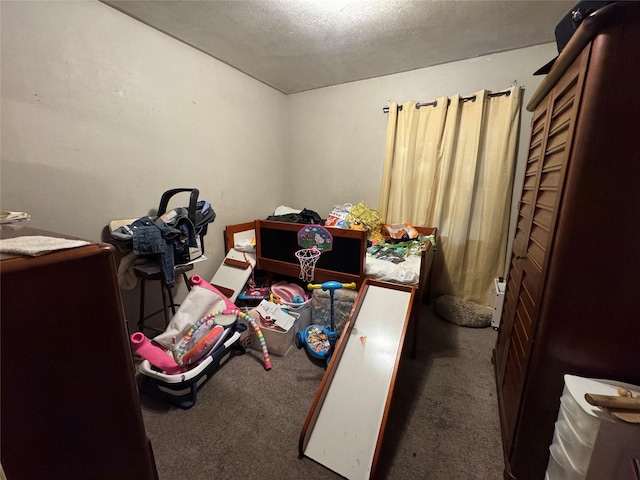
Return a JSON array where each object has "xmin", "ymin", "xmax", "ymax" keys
[{"xmin": 222, "ymin": 219, "xmax": 436, "ymax": 357}]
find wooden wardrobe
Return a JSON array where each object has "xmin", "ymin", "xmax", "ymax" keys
[{"xmin": 493, "ymin": 3, "xmax": 640, "ymax": 479}]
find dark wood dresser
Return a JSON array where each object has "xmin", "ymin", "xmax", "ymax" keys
[
  {"xmin": 493, "ymin": 3, "xmax": 640, "ymax": 479},
  {"xmin": 1, "ymin": 226, "xmax": 158, "ymax": 480}
]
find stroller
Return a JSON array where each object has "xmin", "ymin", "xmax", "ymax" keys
[{"xmin": 132, "ymin": 275, "xmax": 272, "ymax": 409}]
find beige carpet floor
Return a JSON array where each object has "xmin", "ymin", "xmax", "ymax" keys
[{"xmin": 138, "ymin": 304, "xmax": 504, "ymax": 479}]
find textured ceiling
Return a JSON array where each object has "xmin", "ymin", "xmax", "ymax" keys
[{"xmin": 102, "ymin": 0, "xmax": 574, "ymax": 94}]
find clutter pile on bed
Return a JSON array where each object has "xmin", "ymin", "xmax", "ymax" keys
[
  {"xmin": 324, "ymin": 202, "xmax": 436, "ymax": 286},
  {"xmin": 365, "ymin": 236, "xmax": 432, "ymax": 285}
]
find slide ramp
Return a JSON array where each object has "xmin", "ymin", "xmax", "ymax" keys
[
  {"xmin": 210, "ymin": 226, "xmax": 256, "ymax": 303},
  {"xmin": 299, "ymin": 279, "xmax": 415, "ymax": 479}
]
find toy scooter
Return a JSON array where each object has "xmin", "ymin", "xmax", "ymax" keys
[{"xmin": 295, "ymin": 281, "xmax": 356, "ymax": 366}]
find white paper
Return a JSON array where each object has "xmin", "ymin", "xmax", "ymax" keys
[{"xmin": 256, "ymin": 300, "xmax": 296, "ymax": 332}]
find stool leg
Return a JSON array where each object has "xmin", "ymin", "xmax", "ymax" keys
[
  {"xmin": 166, "ymin": 285, "xmax": 178, "ymax": 316},
  {"xmin": 160, "ymin": 281, "xmax": 170, "ymax": 328},
  {"xmin": 138, "ymin": 278, "xmax": 146, "ymax": 332}
]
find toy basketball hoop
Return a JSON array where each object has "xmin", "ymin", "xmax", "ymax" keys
[
  {"xmin": 295, "ymin": 224, "xmax": 333, "ymax": 282},
  {"xmin": 295, "ymin": 247, "xmax": 320, "ymax": 282}
]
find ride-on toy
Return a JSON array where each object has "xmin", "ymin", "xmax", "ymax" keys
[{"xmin": 295, "ymin": 280, "xmax": 356, "ymax": 365}]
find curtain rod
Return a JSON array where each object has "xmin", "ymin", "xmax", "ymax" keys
[{"xmin": 383, "ymin": 89, "xmax": 511, "ymax": 113}]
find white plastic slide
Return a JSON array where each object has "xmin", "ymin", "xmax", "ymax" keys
[
  {"xmin": 299, "ymin": 279, "xmax": 414, "ymax": 479},
  {"xmin": 210, "ymin": 228, "xmax": 256, "ymax": 303}
]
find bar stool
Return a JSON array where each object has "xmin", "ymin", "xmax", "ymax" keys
[{"xmin": 134, "ymin": 262, "xmax": 194, "ymax": 334}]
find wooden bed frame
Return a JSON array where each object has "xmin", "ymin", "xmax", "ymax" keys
[
  {"xmin": 223, "ymin": 220, "xmax": 437, "ymax": 357},
  {"xmin": 222, "ymin": 222, "xmax": 436, "ymax": 478}
]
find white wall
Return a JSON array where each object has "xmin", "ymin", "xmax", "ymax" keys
[
  {"xmin": 286, "ymin": 44, "xmax": 558, "ymax": 231},
  {"xmin": 1, "ymin": 0, "xmax": 288, "ymax": 281},
  {"xmin": 1, "ymin": 0, "xmax": 558, "ymax": 320}
]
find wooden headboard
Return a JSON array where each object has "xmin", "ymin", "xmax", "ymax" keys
[
  {"xmin": 223, "ymin": 221, "xmax": 256, "ymax": 254},
  {"xmin": 255, "ymin": 220, "xmax": 367, "ymax": 285}
]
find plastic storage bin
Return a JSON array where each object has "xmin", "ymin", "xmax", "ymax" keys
[
  {"xmin": 559, "ymin": 387, "xmax": 602, "ymax": 445},
  {"xmin": 546, "ymin": 374, "xmax": 640, "ymax": 479},
  {"xmin": 281, "ymin": 299, "xmax": 312, "ymax": 333},
  {"xmin": 547, "ymin": 442, "xmax": 586, "ymax": 480},
  {"xmin": 245, "ymin": 308, "xmax": 299, "ymax": 356},
  {"xmin": 554, "ymin": 416, "xmax": 593, "ymax": 472}
]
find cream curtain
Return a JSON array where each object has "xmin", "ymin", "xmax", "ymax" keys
[{"xmin": 379, "ymin": 87, "xmax": 522, "ymax": 305}]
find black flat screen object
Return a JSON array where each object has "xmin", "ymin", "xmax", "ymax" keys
[{"xmin": 259, "ymin": 225, "xmax": 362, "ymax": 276}]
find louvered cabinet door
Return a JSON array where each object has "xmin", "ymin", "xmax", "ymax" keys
[
  {"xmin": 496, "ymin": 48, "xmax": 589, "ymax": 454},
  {"xmin": 495, "ymin": 98, "xmax": 550, "ymax": 450},
  {"xmin": 495, "ymin": 102, "xmax": 547, "ymax": 382}
]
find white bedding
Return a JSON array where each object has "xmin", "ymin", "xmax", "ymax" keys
[{"xmin": 365, "ymin": 254, "xmax": 421, "ymax": 285}]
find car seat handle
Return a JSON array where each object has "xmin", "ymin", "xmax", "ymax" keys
[{"xmin": 157, "ymin": 188, "xmax": 199, "ymax": 225}]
